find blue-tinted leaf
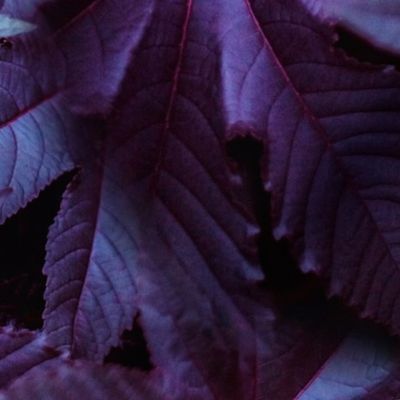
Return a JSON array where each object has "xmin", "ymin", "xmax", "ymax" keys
[
  {"xmin": 228, "ymin": 0, "xmax": 400, "ymax": 334},
  {"xmin": 302, "ymin": 0, "xmax": 400, "ymax": 57},
  {"xmin": 0, "ymin": 361, "xmax": 176, "ymax": 400},
  {"xmin": 0, "ymin": 14, "xmax": 35, "ymax": 37},
  {"xmin": 0, "ymin": 0, "xmax": 397, "ymax": 398},
  {"xmin": 0, "ymin": 0, "xmax": 76, "ymax": 223},
  {"xmin": 0, "ymin": 327, "xmax": 59, "ymax": 389},
  {"xmin": 296, "ymin": 326, "xmax": 398, "ymax": 400}
]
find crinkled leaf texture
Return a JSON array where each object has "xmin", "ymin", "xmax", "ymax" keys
[
  {"xmin": 0, "ymin": 0, "xmax": 77, "ymax": 224},
  {"xmin": 43, "ymin": 0, "xmax": 268, "ymax": 372},
  {"xmin": 0, "ymin": 0, "xmax": 400, "ymax": 399},
  {"xmin": 44, "ymin": 0, "xmax": 157, "ymax": 114},
  {"xmin": 237, "ymin": 1, "xmax": 400, "ymax": 332}
]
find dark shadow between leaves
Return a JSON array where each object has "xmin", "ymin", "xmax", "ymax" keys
[
  {"xmin": 226, "ymin": 136, "xmax": 328, "ymax": 311},
  {"xmin": 39, "ymin": 0, "xmax": 95, "ymax": 33},
  {"xmin": 0, "ymin": 171, "xmax": 75, "ymax": 329},
  {"xmin": 104, "ymin": 316, "xmax": 153, "ymax": 371},
  {"xmin": 334, "ymin": 26, "xmax": 400, "ymax": 70},
  {"xmin": 226, "ymin": 136, "xmax": 400, "ymax": 347}
]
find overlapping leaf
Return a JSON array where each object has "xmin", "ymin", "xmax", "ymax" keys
[
  {"xmin": 302, "ymin": 0, "xmax": 400, "ymax": 56},
  {"xmin": 295, "ymin": 326, "xmax": 399, "ymax": 400},
  {"xmin": 41, "ymin": 0, "xmax": 156, "ymax": 114},
  {"xmin": 0, "ymin": 327, "xmax": 59, "ymax": 388},
  {"xmin": 40, "ymin": 0, "xmax": 400, "ymax": 396},
  {"xmin": 5, "ymin": 306, "xmax": 400, "ymax": 400},
  {"xmin": 0, "ymin": 0, "xmax": 78, "ymax": 223},
  {"xmin": 0, "ymin": 0, "xmax": 400, "ymax": 398},
  {"xmin": 226, "ymin": 0, "xmax": 400, "ymax": 333},
  {"xmin": 43, "ymin": 4, "xmax": 272, "ymax": 396},
  {"xmin": 0, "ymin": 361, "xmax": 171, "ymax": 400}
]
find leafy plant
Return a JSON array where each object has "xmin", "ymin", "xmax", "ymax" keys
[{"xmin": 0, "ymin": 0, "xmax": 400, "ymax": 399}]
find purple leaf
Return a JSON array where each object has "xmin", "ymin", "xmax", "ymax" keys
[
  {"xmin": 0, "ymin": 0, "xmax": 75, "ymax": 223},
  {"xmin": 294, "ymin": 326, "xmax": 398, "ymax": 399},
  {"xmin": 0, "ymin": 361, "xmax": 178, "ymax": 400},
  {"xmin": 227, "ymin": 0, "xmax": 400, "ymax": 333},
  {"xmin": 0, "ymin": 327, "xmax": 59, "ymax": 388},
  {"xmin": 6, "ymin": 308, "xmax": 400, "ymax": 400},
  {"xmin": 43, "ymin": 167, "xmax": 140, "ymax": 360},
  {"xmin": 41, "ymin": 0, "xmax": 400, "ymax": 396},
  {"xmin": 43, "ymin": 0, "xmax": 265, "ymax": 369},
  {"xmin": 1, "ymin": 0, "xmax": 400, "ymax": 397},
  {"xmin": 46, "ymin": 0, "xmax": 156, "ymax": 114},
  {"xmin": 302, "ymin": 0, "xmax": 400, "ymax": 57}
]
